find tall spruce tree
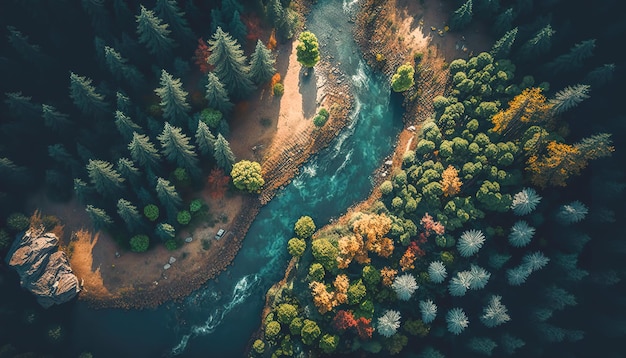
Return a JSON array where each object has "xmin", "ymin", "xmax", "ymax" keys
[
  {"xmin": 549, "ymin": 85, "xmax": 590, "ymax": 115},
  {"xmin": 213, "ymin": 133, "xmax": 236, "ymax": 171},
  {"xmin": 208, "ymin": 27, "xmax": 255, "ymax": 98},
  {"xmin": 104, "ymin": 46, "xmax": 145, "ymax": 89},
  {"xmin": 518, "ymin": 25, "xmax": 555, "ymax": 62},
  {"xmin": 266, "ymin": 0, "xmax": 284, "ymax": 28},
  {"xmin": 86, "ymin": 159, "xmax": 125, "ymax": 196},
  {"xmin": 4, "ymin": 92, "xmax": 41, "ymax": 119},
  {"xmin": 117, "ymin": 198, "xmax": 143, "ymax": 232},
  {"xmin": 85, "ymin": 205, "xmax": 114, "ymax": 231},
  {"xmin": 450, "ymin": 0, "xmax": 473, "ymax": 31},
  {"xmin": 136, "ymin": 5, "xmax": 175, "ymax": 61},
  {"xmin": 228, "ymin": 10, "xmax": 247, "ymax": 45},
  {"xmin": 48, "ymin": 144, "xmax": 80, "ymax": 175},
  {"xmin": 42, "ymin": 104, "xmax": 72, "ymax": 132},
  {"xmin": 249, "ymin": 39, "xmax": 276, "ymax": 84},
  {"xmin": 116, "ymin": 157, "xmax": 142, "ymax": 186},
  {"xmin": 82, "ymin": 0, "xmax": 112, "ymax": 40},
  {"xmin": 583, "ymin": 63, "xmax": 615, "ymax": 88},
  {"xmin": 69, "ymin": 72, "xmax": 109, "ymax": 116},
  {"xmin": 221, "ymin": 0, "xmax": 243, "ymax": 18},
  {"xmin": 205, "ymin": 72, "xmax": 234, "ymax": 114},
  {"xmin": 155, "ymin": 0, "xmax": 195, "ymax": 45},
  {"xmin": 116, "ymin": 91, "xmax": 131, "ymax": 113},
  {"xmin": 157, "ymin": 122, "xmax": 199, "ymax": 175},
  {"xmin": 128, "ymin": 132, "xmax": 162, "ymax": 171},
  {"xmin": 155, "ymin": 177, "xmax": 182, "ymax": 220},
  {"xmin": 492, "ymin": 7, "xmax": 515, "ymax": 37},
  {"xmin": 6, "ymin": 26, "xmax": 49, "ymax": 66},
  {"xmin": 115, "ymin": 110, "xmax": 142, "ymax": 141},
  {"xmin": 155, "ymin": 69, "xmax": 190, "ymax": 124},
  {"xmin": 544, "ymin": 39, "xmax": 596, "ymax": 75},
  {"xmin": 195, "ymin": 120, "xmax": 217, "ymax": 156},
  {"xmin": 490, "ymin": 27, "xmax": 517, "ymax": 59},
  {"xmin": 73, "ymin": 178, "xmax": 94, "ymax": 204}
]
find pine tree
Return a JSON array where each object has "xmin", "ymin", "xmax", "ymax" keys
[
  {"xmin": 116, "ymin": 157, "xmax": 142, "ymax": 186},
  {"xmin": 490, "ymin": 27, "xmax": 517, "ymax": 59},
  {"xmin": 208, "ymin": 27, "xmax": 255, "ymax": 98},
  {"xmin": 493, "ymin": 8, "xmax": 515, "ymax": 37},
  {"xmin": 42, "ymin": 104, "xmax": 72, "ymax": 132},
  {"xmin": 113, "ymin": 0, "xmax": 134, "ymax": 26},
  {"xmin": 549, "ymin": 84, "xmax": 590, "ymax": 115},
  {"xmin": 221, "ymin": 0, "xmax": 243, "ymax": 19},
  {"xmin": 210, "ymin": 9, "xmax": 225, "ymax": 34},
  {"xmin": 544, "ymin": 39, "xmax": 595, "ymax": 75},
  {"xmin": 156, "ymin": 222, "xmax": 176, "ymax": 240},
  {"xmin": 450, "ymin": 0, "xmax": 473, "ymax": 31},
  {"xmin": 518, "ymin": 25, "xmax": 555, "ymax": 62},
  {"xmin": 86, "ymin": 159, "xmax": 125, "ymax": 196},
  {"xmin": 128, "ymin": 132, "xmax": 162, "ymax": 171},
  {"xmin": 4, "ymin": 92, "xmax": 41, "ymax": 119},
  {"xmin": 115, "ymin": 110, "xmax": 142, "ymax": 141},
  {"xmin": 155, "ymin": 177, "xmax": 182, "ymax": 220},
  {"xmin": 195, "ymin": 120, "xmax": 217, "ymax": 156},
  {"xmin": 85, "ymin": 205, "xmax": 114, "ymax": 231},
  {"xmin": 48, "ymin": 144, "xmax": 80, "ymax": 174},
  {"xmin": 116, "ymin": 91, "xmax": 131, "ymax": 113},
  {"xmin": 266, "ymin": 0, "xmax": 285, "ymax": 28},
  {"xmin": 157, "ymin": 122, "xmax": 199, "ymax": 175},
  {"xmin": 228, "ymin": 10, "xmax": 247, "ymax": 45},
  {"xmin": 82, "ymin": 0, "xmax": 112, "ymax": 39},
  {"xmin": 136, "ymin": 5, "xmax": 175, "ymax": 60},
  {"xmin": 6, "ymin": 26, "xmax": 49, "ymax": 66},
  {"xmin": 155, "ymin": 69, "xmax": 190, "ymax": 124},
  {"xmin": 583, "ymin": 63, "xmax": 615, "ymax": 88},
  {"xmin": 155, "ymin": 0, "xmax": 195, "ymax": 45},
  {"xmin": 104, "ymin": 46, "xmax": 145, "ymax": 89},
  {"xmin": 480, "ymin": 295, "xmax": 510, "ymax": 327},
  {"xmin": 249, "ymin": 39, "xmax": 276, "ymax": 84},
  {"xmin": 205, "ymin": 72, "xmax": 234, "ymax": 113},
  {"xmin": 117, "ymin": 198, "xmax": 143, "ymax": 232},
  {"xmin": 73, "ymin": 178, "xmax": 94, "ymax": 204},
  {"xmin": 69, "ymin": 72, "xmax": 109, "ymax": 116},
  {"xmin": 213, "ymin": 133, "xmax": 236, "ymax": 171}
]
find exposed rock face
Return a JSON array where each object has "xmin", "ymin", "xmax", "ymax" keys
[{"xmin": 5, "ymin": 229, "xmax": 80, "ymax": 308}]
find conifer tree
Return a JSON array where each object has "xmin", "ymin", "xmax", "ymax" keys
[
  {"xmin": 221, "ymin": 0, "xmax": 243, "ymax": 18},
  {"xmin": 195, "ymin": 120, "xmax": 217, "ymax": 156},
  {"xmin": 518, "ymin": 25, "xmax": 555, "ymax": 62},
  {"xmin": 82, "ymin": 0, "xmax": 112, "ymax": 39},
  {"xmin": 249, "ymin": 40, "xmax": 276, "ymax": 84},
  {"xmin": 544, "ymin": 39, "xmax": 595, "ymax": 75},
  {"xmin": 6, "ymin": 26, "xmax": 49, "ymax": 66},
  {"xmin": 210, "ymin": 9, "xmax": 226, "ymax": 34},
  {"xmin": 490, "ymin": 27, "xmax": 517, "ymax": 59},
  {"xmin": 116, "ymin": 157, "xmax": 142, "ymax": 186},
  {"xmin": 156, "ymin": 222, "xmax": 176, "ymax": 240},
  {"xmin": 155, "ymin": 69, "xmax": 190, "ymax": 124},
  {"xmin": 73, "ymin": 178, "xmax": 94, "ymax": 204},
  {"xmin": 85, "ymin": 204, "xmax": 114, "ymax": 231},
  {"xmin": 86, "ymin": 159, "xmax": 125, "ymax": 196},
  {"xmin": 450, "ymin": 0, "xmax": 473, "ymax": 31},
  {"xmin": 549, "ymin": 85, "xmax": 590, "ymax": 115},
  {"xmin": 213, "ymin": 133, "xmax": 236, "ymax": 171},
  {"xmin": 155, "ymin": 0, "xmax": 195, "ymax": 45},
  {"xmin": 205, "ymin": 72, "xmax": 234, "ymax": 114},
  {"xmin": 583, "ymin": 63, "xmax": 615, "ymax": 88},
  {"xmin": 117, "ymin": 198, "xmax": 143, "ymax": 232},
  {"xmin": 492, "ymin": 7, "xmax": 515, "ymax": 37},
  {"xmin": 128, "ymin": 132, "xmax": 162, "ymax": 171},
  {"xmin": 42, "ymin": 104, "xmax": 72, "ymax": 132},
  {"xmin": 266, "ymin": 0, "xmax": 284, "ymax": 27},
  {"xmin": 155, "ymin": 177, "xmax": 182, "ymax": 220},
  {"xmin": 116, "ymin": 91, "xmax": 131, "ymax": 113},
  {"xmin": 104, "ymin": 46, "xmax": 145, "ymax": 89},
  {"xmin": 157, "ymin": 122, "xmax": 198, "ymax": 175},
  {"xmin": 48, "ymin": 144, "xmax": 80, "ymax": 175},
  {"xmin": 115, "ymin": 110, "xmax": 142, "ymax": 141},
  {"xmin": 136, "ymin": 5, "xmax": 175, "ymax": 60},
  {"xmin": 228, "ymin": 10, "xmax": 247, "ymax": 45},
  {"xmin": 69, "ymin": 72, "xmax": 109, "ymax": 116},
  {"xmin": 4, "ymin": 92, "xmax": 41, "ymax": 119},
  {"xmin": 113, "ymin": 0, "xmax": 134, "ymax": 26},
  {"xmin": 208, "ymin": 27, "xmax": 255, "ymax": 98}
]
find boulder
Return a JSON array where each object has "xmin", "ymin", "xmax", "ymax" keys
[{"xmin": 5, "ymin": 229, "xmax": 81, "ymax": 308}]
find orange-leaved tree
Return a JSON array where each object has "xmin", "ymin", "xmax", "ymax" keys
[
  {"xmin": 492, "ymin": 87, "xmax": 551, "ymax": 138},
  {"xmin": 440, "ymin": 165, "xmax": 462, "ymax": 197}
]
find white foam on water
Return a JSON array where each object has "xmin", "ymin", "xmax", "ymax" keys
[{"xmin": 342, "ymin": 0, "xmax": 359, "ymax": 13}]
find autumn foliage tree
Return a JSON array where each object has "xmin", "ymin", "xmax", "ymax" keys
[
  {"xmin": 355, "ymin": 317, "xmax": 374, "ymax": 340},
  {"xmin": 310, "ymin": 281, "xmax": 334, "ymax": 314},
  {"xmin": 207, "ymin": 168, "xmax": 230, "ymax": 199},
  {"xmin": 491, "ymin": 88, "xmax": 551, "ymax": 138},
  {"xmin": 193, "ymin": 38, "xmax": 211, "ymax": 73},
  {"xmin": 440, "ymin": 165, "xmax": 462, "ymax": 197},
  {"xmin": 332, "ymin": 310, "xmax": 357, "ymax": 332}
]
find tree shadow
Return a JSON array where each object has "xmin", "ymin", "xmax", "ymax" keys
[{"xmin": 299, "ymin": 68, "xmax": 318, "ymax": 119}]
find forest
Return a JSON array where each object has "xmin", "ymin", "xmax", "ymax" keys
[{"xmin": 0, "ymin": 0, "xmax": 625, "ymax": 357}]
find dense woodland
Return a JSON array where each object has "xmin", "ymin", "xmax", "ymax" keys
[
  {"xmin": 255, "ymin": 0, "xmax": 626, "ymax": 357},
  {"xmin": 0, "ymin": 0, "xmax": 298, "ymax": 253}
]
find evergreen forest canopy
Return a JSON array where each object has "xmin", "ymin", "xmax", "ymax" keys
[{"xmin": 0, "ymin": 0, "xmax": 294, "ymax": 252}]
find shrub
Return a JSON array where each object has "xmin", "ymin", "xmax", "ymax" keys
[
  {"xmin": 318, "ymin": 108, "xmax": 329, "ymax": 118},
  {"xmin": 319, "ymin": 334, "xmax": 339, "ymax": 353},
  {"xmin": 379, "ymin": 180, "xmax": 393, "ymax": 195},
  {"xmin": 189, "ymin": 199, "xmax": 203, "ymax": 213},
  {"xmin": 130, "ymin": 234, "xmax": 149, "ymax": 252},
  {"xmin": 143, "ymin": 204, "xmax": 159, "ymax": 221},
  {"xmin": 276, "ymin": 303, "xmax": 298, "ymax": 324},
  {"xmin": 0, "ymin": 229, "xmax": 11, "ymax": 250},
  {"xmin": 301, "ymin": 319, "xmax": 321, "ymax": 345},
  {"xmin": 165, "ymin": 239, "xmax": 178, "ymax": 251},
  {"xmin": 6, "ymin": 212, "xmax": 29, "ymax": 233},
  {"xmin": 391, "ymin": 63, "xmax": 415, "ymax": 92},
  {"xmin": 177, "ymin": 210, "xmax": 191, "ymax": 225},
  {"xmin": 289, "ymin": 317, "xmax": 304, "ymax": 335},
  {"xmin": 308, "ymin": 263, "xmax": 325, "ymax": 281},
  {"xmin": 265, "ymin": 320, "xmax": 281, "ymax": 339},
  {"xmin": 287, "ymin": 238, "xmax": 306, "ymax": 257},
  {"xmin": 199, "ymin": 108, "xmax": 223, "ymax": 129},
  {"xmin": 273, "ymin": 83, "xmax": 284, "ymax": 96},
  {"xmin": 252, "ymin": 339, "xmax": 265, "ymax": 354},
  {"xmin": 313, "ymin": 114, "xmax": 328, "ymax": 127},
  {"xmin": 294, "ymin": 216, "xmax": 316, "ymax": 238}
]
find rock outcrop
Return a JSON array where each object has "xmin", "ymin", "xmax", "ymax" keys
[{"xmin": 5, "ymin": 229, "xmax": 80, "ymax": 308}]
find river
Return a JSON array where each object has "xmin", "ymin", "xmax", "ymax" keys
[{"xmin": 1, "ymin": 0, "xmax": 404, "ymax": 357}]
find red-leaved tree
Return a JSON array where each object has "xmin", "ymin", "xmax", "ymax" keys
[
  {"xmin": 355, "ymin": 317, "xmax": 373, "ymax": 340},
  {"xmin": 193, "ymin": 38, "xmax": 211, "ymax": 74},
  {"xmin": 332, "ymin": 310, "xmax": 357, "ymax": 332},
  {"xmin": 207, "ymin": 168, "xmax": 230, "ymax": 199}
]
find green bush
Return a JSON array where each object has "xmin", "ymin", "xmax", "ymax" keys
[
  {"xmin": 287, "ymin": 238, "xmax": 306, "ymax": 257},
  {"xmin": 308, "ymin": 263, "xmax": 325, "ymax": 281},
  {"xmin": 6, "ymin": 212, "xmax": 29, "ymax": 233},
  {"xmin": 294, "ymin": 216, "xmax": 316, "ymax": 238},
  {"xmin": 347, "ymin": 279, "xmax": 367, "ymax": 305},
  {"xmin": 276, "ymin": 303, "xmax": 298, "ymax": 324},
  {"xmin": 252, "ymin": 339, "xmax": 265, "ymax": 354},
  {"xmin": 165, "ymin": 239, "xmax": 178, "ymax": 251},
  {"xmin": 289, "ymin": 317, "xmax": 304, "ymax": 335},
  {"xmin": 319, "ymin": 334, "xmax": 339, "ymax": 353},
  {"xmin": 379, "ymin": 180, "xmax": 393, "ymax": 195},
  {"xmin": 199, "ymin": 108, "xmax": 223, "ymax": 129},
  {"xmin": 313, "ymin": 114, "xmax": 328, "ymax": 127},
  {"xmin": 300, "ymin": 319, "xmax": 321, "ymax": 345},
  {"xmin": 189, "ymin": 199, "xmax": 203, "ymax": 214},
  {"xmin": 177, "ymin": 210, "xmax": 191, "ymax": 225},
  {"xmin": 318, "ymin": 108, "xmax": 329, "ymax": 118},
  {"xmin": 265, "ymin": 320, "xmax": 281, "ymax": 338},
  {"xmin": 273, "ymin": 83, "xmax": 284, "ymax": 96},
  {"xmin": 130, "ymin": 235, "xmax": 149, "ymax": 252},
  {"xmin": 143, "ymin": 205, "xmax": 159, "ymax": 221}
]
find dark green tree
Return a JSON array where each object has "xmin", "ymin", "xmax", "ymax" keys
[
  {"xmin": 450, "ymin": 0, "xmax": 473, "ymax": 31},
  {"xmin": 86, "ymin": 159, "xmax": 125, "ymax": 196},
  {"xmin": 48, "ymin": 144, "xmax": 80, "ymax": 175},
  {"xmin": 155, "ymin": 69, "xmax": 190, "ymax": 124},
  {"xmin": 85, "ymin": 205, "xmax": 114, "ymax": 231},
  {"xmin": 6, "ymin": 26, "xmax": 49, "ymax": 66},
  {"xmin": 195, "ymin": 120, "xmax": 217, "ymax": 156},
  {"xmin": 117, "ymin": 198, "xmax": 143, "ymax": 232},
  {"xmin": 69, "ymin": 72, "xmax": 108, "ymax": 116},
  {"xmin": 128, "ymin": 132, "xmax": 162, "ymax": 171},
  {"xmin": 583, "ymin": 63, "xmax": 615, "ymax": 88},
  {"xmin": 115, "ymin": 110, "xmax": 142, "ymax": 141},
  {"xmin": 490, "ymin": 27, "xmax": 517, "ymax": 59},
  {"xmin": 296, "ymin": 31, "xmax": 321, "ymax": 68},
  {"xmin": 492, "ymin": 8, "xmax": 515, "ymax": 37},
  {"xmin": 205, "ymin": 72, "xmax": 234, "ymax": 114},
  {"xmin": 208, "ymin": 27, "xmax": 255, "ymax": 98},
  {"xmin": 104, "ymin": 46, "xmax": 145, "ymax": 89},
  {"xmin": 518, "ymin": 24, "xmax": 555, "ymax": 61},
  {"xmin": 391, "ymin": 63, "xmax": 415, "ymax": 92},
  {"xmin": 73, "ymin": 178, "xmax": 94, "ymax": 204},
  {"xmin": 130, "ymin": 234, "xmax": 149, "ymax": 252},
  {"xmin": 156, "ymin": 177, "xmax": 182, "ymax": 220},
  {"xmin": 249, "ymin": 40, "xmax": 276, "ymax": 84},
  {"xmin": 116, "ymin": 157, "xmax": 142, "ymax": 186},
  {"xmin": 157, "ymin": 122, "xmax": 199, "ymax": 175},
  {"xmin": 266, "ymin": 0, "xmax": 284, "ymax": 27},
  {"xmin": 136, "ymin": 5, "xmax": 175, "ymax": 60},
  {"xmin": 82, "ymin": 0, "xmax": 112, "ymax": 39},
  {"xmin": 156, "ymin": 222, "xmax": 176, "ymax": 241},
  {"xmin": 116, "ymin": 91, "xmax": 131, "ymax": 113},
  {"xmin": 155, "ymin": 0, "xmax": 195, "ymax": 45},
  {"xmin": 213, "ymin": 133, "xmax": 236, "ymax": 171},
  {"xmin": 228, "ymin": 10, "xmax": 247, "ymax": 45},
  {"xmin": 544, "ymin": 39, "xmax": 595, "ymax": 75},
  {"xmin": 5, "ymin": 92, "xmax": 40, "ymax": 119},
  {"xmin": 42, "ymin": 104, "xmax": 72, "ymax": 132},
  {"xmin": 221, "ymin": 0, "xmax": 243, "ymax": 18}
]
